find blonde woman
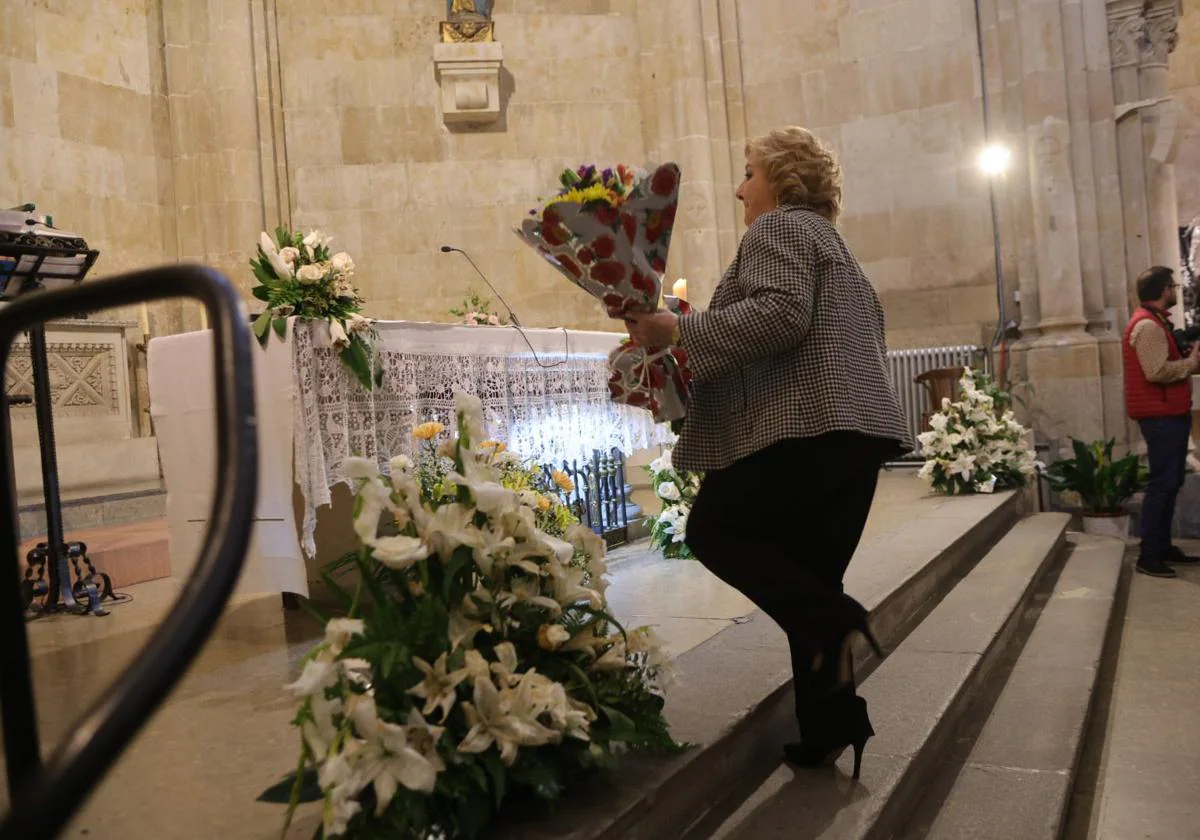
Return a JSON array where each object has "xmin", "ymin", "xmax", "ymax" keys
[{"xmin": 627, "ymin": 127, "xmax": 910, "ymax": 779}]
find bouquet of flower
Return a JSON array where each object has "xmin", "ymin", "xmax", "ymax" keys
[
  {"xmin": 918, "ymin": 368, "xmax": 1040, "ymax": 495},
  {"xmin": 644, "ymin": 448, "xmax": 701, "ymax": 559},
  {"xmin": 260, "ymin": 393, "xmax": 678, "ymax": 840},
  {"xmin": 250, "ymin": 226, "xmax": 381, "ymax": 391},
  {"xmin": 449, "ymin": 291, "xmax": 507, "ymax": 327},
  {"xmin": 513, "ymin": 164, "xmax": 692, "ymax": 424}
]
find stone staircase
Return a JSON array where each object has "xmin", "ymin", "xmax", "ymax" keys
[
  {"xmin": 17, "ymin": 487, "xmax": 171, "ymax": 588},
  {"xmin": 494, "ymin": 490, "xmax": 1128, "ymax": 840}
]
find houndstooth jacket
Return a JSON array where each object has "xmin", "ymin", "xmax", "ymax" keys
[{"xmin": 672, "ymin": 205, "xmax": 911, "ymax": 473}]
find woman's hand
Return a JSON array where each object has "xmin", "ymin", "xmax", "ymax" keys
[{"xmin": 625, "ymin": 310, "xmax": 679, "ymax": 348}]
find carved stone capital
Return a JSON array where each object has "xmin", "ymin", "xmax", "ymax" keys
[
  {"xmin": 1140, "ymin": 6, "xmax": 1179, "ymax": 66},
  {"xmin": 1107, "ymin": 12, "xmax": 1145, "ymax": 68}
]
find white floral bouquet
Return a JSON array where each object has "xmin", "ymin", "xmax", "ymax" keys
[
  {"xmin": 917, "ymin": 368, "xmax": 1040, "ymax": 495},
  {"xmin": 260, "ymin": 393, "xmax": 678, "ymax": 839},
  {"xmin": 251, "ymin": 226, "xmax": 381, "ymax": 390},
  {"xmin": 449, "ymin": 290, "xmax": 507, "ymax": 327},
  {"xmin": 644, "ymin": 448, "xmax": 701, "ymax": 560}
]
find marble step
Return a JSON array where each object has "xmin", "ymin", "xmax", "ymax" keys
[
  {"xmin": 18, "ymin": 518, "xmax": 171, "ymax": 590},
  {"xmin": 18, "ymin": 486, "xmax": 166, "ymax": 541},
  {"xmin": 899, "ymin": 534, "xmax": 1125, "ymax": 840},
  {"xmin": 493, "ymin": 489, "xmax": 1026, "ymax": 840},
  {"xmin": 705, "ymin": 512, "xmax": 1071, "ymax": 840}
]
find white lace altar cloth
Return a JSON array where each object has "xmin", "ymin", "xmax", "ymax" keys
[{"xmin": 293, "ymin": 320, "xmax": 673, "ymax": 556}]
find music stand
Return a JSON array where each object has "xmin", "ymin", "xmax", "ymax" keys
[{"xmin": 0, "ymin": 216, "xmax": 106, "ymax": 616}]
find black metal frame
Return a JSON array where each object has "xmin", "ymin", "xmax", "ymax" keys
[
  {"xmin": 543, "ymin": 447, "xmax": 630, "ymax": 547},
  {"xmin": 0, "ymin": 265, "xmax": 258, "ymax": 840},
  {"xmin": 0, "ymin": 243, "xmax": 102, "ymax": 616}
]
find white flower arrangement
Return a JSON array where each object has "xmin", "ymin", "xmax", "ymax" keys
[
  {"xmin": 644, "ymin": 448, "xmax": 701, "ymax": 559},
  {"xmin": 250, "ymin": 226, "xmax": 380, "ymax": 390},
  {"xmin": 261, "ymin": 393, "xmax": 679, "ymax": 839},
  {"xmin": 917, "ymin": 368, "xmax": 1041, "ymax": 495}
]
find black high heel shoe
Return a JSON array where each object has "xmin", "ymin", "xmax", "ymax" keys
[
  {"xmin": 810, "ymin": 595, "xmax": 885, "ymax": 694},
  {"xmin": 783, "ymin": 694, "xmax": 875, "ymax": 779}
]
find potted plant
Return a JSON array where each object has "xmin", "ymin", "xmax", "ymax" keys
[{"xmin": 1045, "ymin": 438, "xmax": 1147, "ymax": 539}]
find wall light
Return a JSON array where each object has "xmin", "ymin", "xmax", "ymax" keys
[{"xmin": 978, "ymin": 144, "xmax": 1012, "ymax": 177}]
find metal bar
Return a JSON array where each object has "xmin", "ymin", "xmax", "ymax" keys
[
  {"xmin": 26, "ymin": 325, "xmax": 73, "ymax": 610},
  {"xmin": 0, "ymin": 264, "xmax": 258, "ymax": 840}
]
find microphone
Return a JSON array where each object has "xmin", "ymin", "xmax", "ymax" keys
[{"xmin": 440, "ymin": 245, "xmax": 522, "ymax": 327}]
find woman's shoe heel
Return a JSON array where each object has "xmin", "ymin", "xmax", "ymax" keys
[
  {"xmin": 859, "ymin": 623, "xmax": 884, "ymax": 659},
  {"xmin": 851, "ymin": 739, "xmax": 866, "ymax": 780}
]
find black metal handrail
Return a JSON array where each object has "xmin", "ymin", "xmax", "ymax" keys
[{"xmin": 0, "ymin": 264, "xmax": 258, "ymax": 840}]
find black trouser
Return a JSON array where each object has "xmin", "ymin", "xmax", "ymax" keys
[
  {"xmin": 1138, "ymin": 415, "xmax": 1191, "ymax": 559},
  {"xmin": 684, "ymin": 433, "xmax": 885, "ymax": 738}
]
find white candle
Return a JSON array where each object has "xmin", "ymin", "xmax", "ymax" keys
[{"xmin": 672, "ymin": 278, "xmax": 688, "ymax": 302}]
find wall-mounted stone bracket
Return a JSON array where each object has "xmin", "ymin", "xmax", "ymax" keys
[{"xmin": 433, "ymin": 42, "xmax": 504, "ymax": 126}]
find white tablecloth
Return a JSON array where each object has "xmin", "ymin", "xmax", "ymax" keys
[{"xmin": 149, "ymin": 319, "xmax": 672, "ymax": 595}]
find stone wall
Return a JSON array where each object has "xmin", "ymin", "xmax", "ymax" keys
[
  {"xmin": 0, "ymin": 0, "xmax": 184, "ymax": 335},
  {"xmin": 1172, "ymin": 7, "xmax": 1200, "ymax": 223},
  {"xmin": 278, "ymin": 0, "xmax": 645, "ymax": 330},
  {"xmin": 736, "ymin": 0, "xmax": 997, "ymax": 350}
]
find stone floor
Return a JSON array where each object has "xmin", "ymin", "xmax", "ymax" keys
[
  {"xmin": 0, "ymin": 471, "xmax": 945, "ymax": 837},
  {"xmin": 1065, "ymin": 544, "xmax": 1200, "ymax": 840}
]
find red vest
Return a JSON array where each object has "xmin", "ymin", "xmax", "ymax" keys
[{"xmin": 1123, "ymin": 306, "xmax": 1192, "ymax": 419}]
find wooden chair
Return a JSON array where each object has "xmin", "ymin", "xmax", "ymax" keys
[{"xmin": 915, "ymin": 366, "xmax": 965, "ymax": 433}]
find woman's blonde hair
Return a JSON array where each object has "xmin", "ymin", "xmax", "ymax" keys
[{"xmin": 745, "ymin": 127, "xmax": 843, "ymax": 222}]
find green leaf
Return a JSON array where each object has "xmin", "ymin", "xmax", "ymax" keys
[
  {"xmin": 273, "ymin": 317, "xmax": 288, "ymax": 339},
  {"xmin": 252, "ymin": 310, "xmax": 272, "ymax": 344},
  {"xmin": 482, "ymin": 753, "xmax": 507, "ymax": 809},
  {"xmin": 251, "ymin": 284, "xmax": 272, "ymax": 302}
]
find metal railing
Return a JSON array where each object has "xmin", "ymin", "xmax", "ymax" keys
[{"xmin": 542, "ymin": 447, "xmax": 630, "ymax": 547}]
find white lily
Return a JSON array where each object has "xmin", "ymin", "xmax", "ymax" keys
[
  {"xmin": 342, "ymin": 457, "xmax": 379, "ymax": 480},
  {"xmin": 454, "ymin": 391, "xmax": 487, "ymax": 444},
  {"xmin": 329, "ymin": 319, "xmax": 351, "ymax": 351},
  {"xmin": 457, "ymin": 675, "xmax": 560, "ymax": 766},
  {"xmin": 408, "ymin": 652, "xmax": 472, "ymax": 721},
  {"xmin": 324, "ymin": 618, "xmax": 365, "ymax": 655},
  {"xmin": 259, "ymin": 231, "xmax": 294, "ymax": 279},
  {"xmin": 369, "ymin": 534, "xmax": 430, "ymax": 570}
]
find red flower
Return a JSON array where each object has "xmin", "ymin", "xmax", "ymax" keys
[
  {"xmin": 651, "ymin": 166, "xmax": 678, "ymax": 197},
  {"xmin": 621, "ymin": 212, "xmax": 637, "ymax": 245},
  {"xmin": 592, "ymin": 236, "xmax": 616, "ymax": 259},
  {"xmin": 630, "ymin": 270, "xmax": 656, "ymax": 297},
  {"xmin": 558, "ymin": 255, "xmax": 582, "ymax": 279},
  {"xmin": 590, "ymin": 260, "xmax": 626, "ymax": 287}
]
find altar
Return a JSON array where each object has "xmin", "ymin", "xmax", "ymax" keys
[{"xmin": 147, "ymin": 319, "xmax": 673, "ymax": 597}]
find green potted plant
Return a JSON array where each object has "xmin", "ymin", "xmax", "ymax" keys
[{"xmin": 1045, "ymin": 438, "xmax": 1147, "ymax": 539}]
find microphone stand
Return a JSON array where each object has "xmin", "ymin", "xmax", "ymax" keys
[{"xmin": 440, "ymin": 245, "xmax": 522, "ymax": 327}]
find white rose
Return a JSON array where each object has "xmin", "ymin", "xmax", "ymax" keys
[
  {"xmin": 657, "ymin": 481, "xmax": 681, "ymax": 502},
  {"xmin": 388, "ymin": 454, "xmax": 414, "ymax": 474},
  {"xmin": 334, "ymin": 277, "xmax": 356, "ymax": 299},
  {"xmin": 331, "ymin": 252, "xmax": 355, "ymax": 274},
  {"xmin": 279, "ymin": 246, "xmax": 300, "ymax": 265},
  {"xmin": 296, "ymin": 263, "xmax": 326, "ymax": 284},
  {"xmin": 328, "ymin": 319, "xmax": 350, "ymax": 351}
]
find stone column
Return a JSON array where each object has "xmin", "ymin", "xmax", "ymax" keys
[
  {"xmin": 1010, "ymin": 0, "xmax": 1105, "ymax": 446},
  {"xmin": 1140, "ymin": 0, "xmax": 1184, "ymax": 323}
]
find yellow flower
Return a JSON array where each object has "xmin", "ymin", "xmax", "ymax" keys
[
  {"xmin": 536, "ymin": 494, "xmax": 552, "ymax": 512},
  {"xmin": 413, "ymin": 421, "xmax": 445, "ymax": 441},
  {"xmin": 546, "ymin": 183, "xmax": 618, "ymax": 208},
  {"xmin": 480, "ymin": 440, "xmax": 507, "ymax": 453},
  {"xmin": 550, "ymin": 470, "xmax": 574, "ymax": 494}
]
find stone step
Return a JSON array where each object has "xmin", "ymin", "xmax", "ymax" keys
[
  {"xmin": 18, "ymin": 518, "xmax": 171, "ymax": 590},
  {"xmin": 899, "ymin": 534, "xmax": 1125, "ymax": 840},
  {"xmin": 703, "ymin": 511, "xmax": 1070, "ymax": 840},
  {"xmin": 18, "ymin": 486, "xmax": 166, "ymax": 541},
  {"xmin": 493, "ymin": 490, "xmax": 1026, "ymax": 840}
]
